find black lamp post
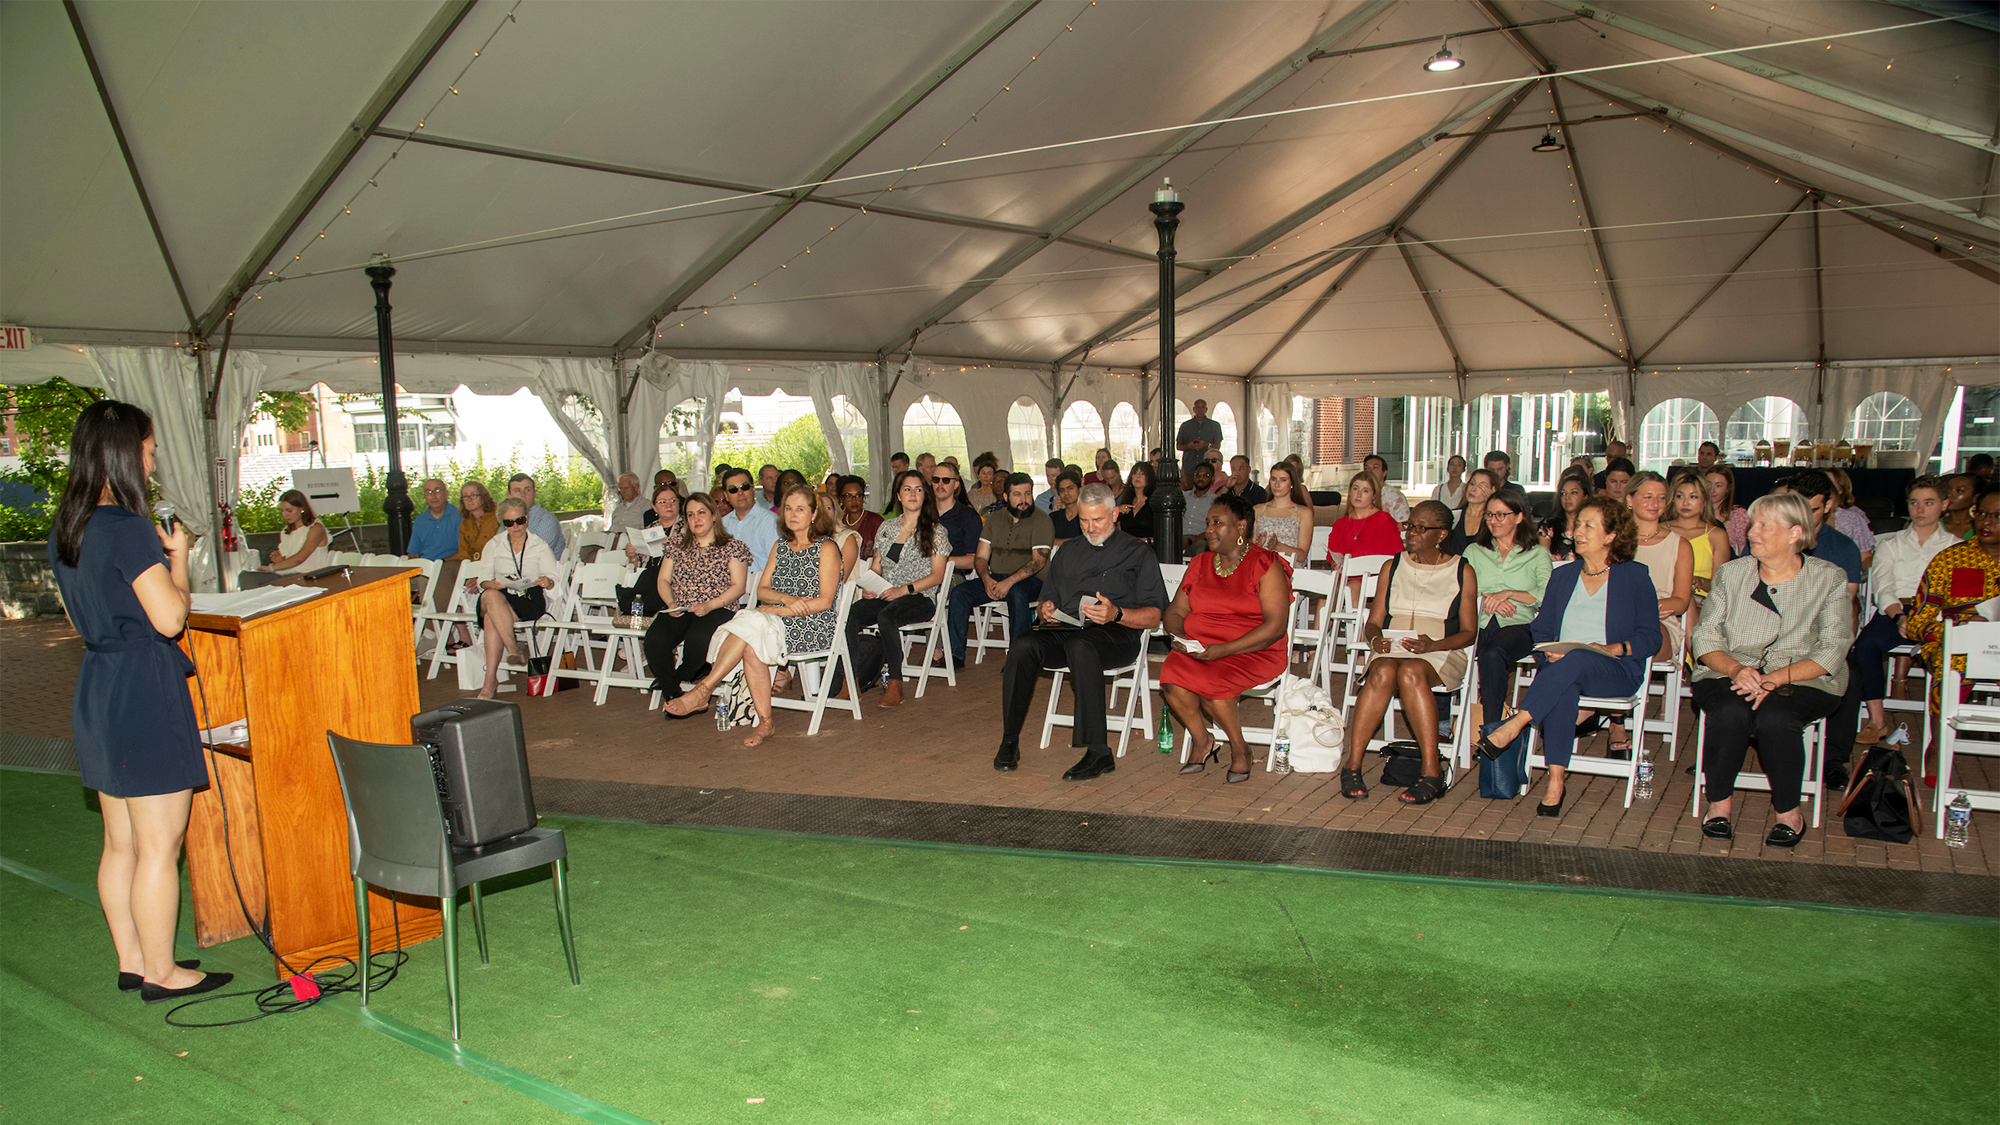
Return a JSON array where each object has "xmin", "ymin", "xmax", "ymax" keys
[
  {"xmin": 1148, "ymin": 179, "xmax": 1186, "ymax": 565},
  {"xmin": 367, "ymin": 259, "xmax": 414, "ymax": 554}
]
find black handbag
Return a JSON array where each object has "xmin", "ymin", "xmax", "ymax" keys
[
  {"xmin": 1839, "ymin": 745, "xmax": 1917, "ymax": 843},
  {"xmin": 1378, "ymin": 740, "xmax": 1423, "ymax": 787}
]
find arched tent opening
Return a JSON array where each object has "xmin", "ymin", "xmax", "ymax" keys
[
  {"xmin": 1639, "ymin": 398, "xmax": 1720, "ymax": 473},
  {"xmin": 1724, "ymin": 397, "xmax": 1809, "ymax": 460},
  {"xmin": 1107, "ymin": 402, "xmax": 1145, "ymax": 467},
  {"xmin": 658, "ymin": 397, "xmax": 708, "ymax": 482},
  {"xmin": 1850, "ymin": 391, "xmax": 1922, "ymax": 451},
  {"xmin": 714, "ymin": 388, "xmax": 833, "ymax": 483},
  {"xmin": 1006, "ymin": 397, "xmax": 1047, "ymax": 474},
  {"xmin": 1060, "ymin": 401, "xmax": 1105, "ymax": 468},
  {"xmin": 1211, "ymin": 401, "xmax": 1237, "ymax": 464},
  {"xmin": 903, "ymin": 396, "xmax": 968, "ymax": 469},
  {"xmin": 1258, "ymin": 407, "xmax": 1278, "ymax": 469}
]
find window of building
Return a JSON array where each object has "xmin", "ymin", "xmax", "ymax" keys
[
  {"xmin": 1210, "ymin": 401, "xmax": 1236, "ymax": 464},
  {"xmin": 1723, "ymin": 396, "xmax": 1808, "ymax": 459},
  {"xmin": 658, "ymin": 398, "xmax": 708, "ymax": 479},
  {"xmin": 1006, "ymin": 398, "xmax": 1046, "ymax": 473},
  {"xmin": 1849, "ymin": 391, "xmax": 1920, "ymax": 451},
  {"xmin": 1060, "ymin": 401, "xmax": 1105, "ymax": 467},
  {"xmin": 1639, "ymin": 398, "xmax": 1720, "ymax": 472},
  {"xmin": 1288, "ymin": 396, "xmax": 1311, "ymax": 461}
]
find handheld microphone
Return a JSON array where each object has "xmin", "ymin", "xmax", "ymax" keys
[{"xmin": 154, "ymin": 500, "xmax": 177, "ymax": 535}]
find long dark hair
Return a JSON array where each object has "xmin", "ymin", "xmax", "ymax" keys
[
  {"xmin": 54, "ymin": 399, "xmax": 154, "ymax": 566},
  {"xmin": 887, "ymin": 468, "xmax": 941, "ymax": 553},
  {"xmin": 1119, "ymin": 462, "xmax": 1156, "ymax": 507},
  {"xmin": 1472, "ymin": 491, "xmax": 1529, "ymax": 550}
]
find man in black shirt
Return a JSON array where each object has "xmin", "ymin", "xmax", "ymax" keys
[
  {"xmin": 1222, "ymin": 454, "xmax": 1269, "ymax": 505},
  {"xmin": 995, "ymin": 484, "xmax": 1167, "ymax": 780},
  {"xmin": 930, "ymin": 463, "xmax": 983, "ymax": 576}
]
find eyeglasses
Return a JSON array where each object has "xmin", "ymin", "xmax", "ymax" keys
[
  {"xmin": 725, "ymin": 484, "xmax": 752, "ymax": 494},
  {"xmin": 1483, "ymin": 510, "xmax": 1518, "ymax": 521},
  {"xmin": 932, "ymin": 476, "xmax": 958, "ymax": 485},
  {"xmin": 501, "ymin": 517, "xmax": 527, "ymax": 528},
  {"xmin": 423, "ymin": 485, "xmax": 445, "ymax": 494},
  {"xmin": 1403, "ymin": 522, "xmax": 1448, "ymax": 533}
]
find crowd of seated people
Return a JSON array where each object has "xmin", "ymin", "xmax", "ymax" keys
[{"xmin": 391, "ymin": 438, "xmax": 1992, "ymax": 850}]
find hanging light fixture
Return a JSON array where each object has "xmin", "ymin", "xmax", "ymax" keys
[
  {"xmin": 1423, "ymin": 38, "xmax": 1463, "ymax": 72},
  {"xmin": 1532, "ymin": 129, "xmax": 1566, "ymax": 153}
]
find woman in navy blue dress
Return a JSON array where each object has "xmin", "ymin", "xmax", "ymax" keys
[{"xmin": 47, "ymin": 401, "xmax": 231, "ymax": 1003}]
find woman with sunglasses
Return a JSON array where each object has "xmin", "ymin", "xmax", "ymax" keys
[
  {"xmin": 1463, "ymin": 492, "xmax": 1551, "ymax": 731},
  {"xmin": 1340, "ymin": 500, "xmax": 1479, "ymax": 804},
  {"xmin": 1477, "ymin": 498, "xmax": 1659, "ymax": 817},
  {"xmin": 471, "ymin": 497, "xmax": 561, "ymax": 700}
]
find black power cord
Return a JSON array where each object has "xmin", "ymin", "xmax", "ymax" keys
[{"xmin": 162, "ymin": 643, "xmax": 410, "ymax": 1027}]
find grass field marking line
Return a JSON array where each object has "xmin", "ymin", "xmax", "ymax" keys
[
  {"xmin": 1599, "ymin": 914, "xmax": 1631, "ymax": 959},
  {"xmin": 1274, "ymin": 896, "xmax": 1325, "ymax": 991},
  {"xmin": 0, "ymin": 849, "xmax": 660, "ymax": 1125}
]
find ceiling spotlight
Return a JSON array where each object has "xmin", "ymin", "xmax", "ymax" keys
[
  {"xmin": 1531, "ymin": 130, "xmax": 1566, "ymax": 153},
  {"xmin": 1423, "ymin": 38, "xmax": 1463, "ymax": 73}
]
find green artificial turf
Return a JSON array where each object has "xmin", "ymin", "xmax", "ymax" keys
[{"xmin": 3, "ymin": 769, "xmax": 1994, "ymax": 1124}]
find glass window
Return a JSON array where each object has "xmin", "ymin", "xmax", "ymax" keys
[
  {"xmin": 1059, "ymin": 400, "xmax": 1105, "ymax": 467},
  {"xmin": 1006, "ymin": 397, "xmax": 1046, "ymax": 473},
  {"xmin": 1723, "ymin": 396, "xmax": 1808, "ymax": 459},
  {"xmin": 1288, "ymin": 396, "xmax": 1311, "ymax": 461},
  {"xmin": 903, "ymin": 396, "xmax": 968, "ymax": 469},
  {"xmin": 1107, "ymin": 402, "xmax": 1145, "ymax": 466},
  {"xmin": 1639, "ymin": 398, "xmax": 1720, "ymax": 473},
  {"xmin": 1849, "ymin": 391, "xmax": 1920, "ymax": 451}
]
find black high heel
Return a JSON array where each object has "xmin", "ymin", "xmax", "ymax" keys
[
  {"xmin": 1180, "ymin": 745, "xmax": 1219, "ymax": 775},
  {"xmin": 1537, "ymin": 779, "xmax": 1565, "ymax": 817}
]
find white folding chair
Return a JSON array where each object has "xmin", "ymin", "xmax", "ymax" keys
[
  {"xmin": 1306, "ymin": 524, "xmax": 1332, "ymax": 569},
  {"xmin": 967, "ymin": 600, "xmax": 1012, "ymax": 664},
  {"xmin": 1936, "ymin": 620, "xmax": 2000, "ymax": 838},
  {"xmin": 410, "ymin": 558, "xmax": 445, "ymax": 649},
  {"xmin": 1687, "ymin": 710, "xmax": 1830, "ymax": 827},
  {"xmin": 1289, "ymin": 568, "xmax": 1336, "ymax": 682},
  {"xmin": 1521, "ymin": 668, "xmax": 1651, "ymax": 807},
  {"xmin": 1172, "ymin": 590, "xmax": 1305, "ymax": 772},
  {"xmin": 1636, "ymin": 616, "xmax": 1689, "ymax": 763},
  {"xmin": 903, "ymin": 575, "xmax": 958, "ymax": 697},
  {"xmin": 424, "ymin": 574, "xmax": 482, "ymax": 681},
  {"xmin": 1041, "ymin": 565, "xmax": 1185, "ymax": 758},
  {"xmin": 769, "ymin": 583, "xmax": 865, "ymax": 734},
  {"xmin": 1323, "ymin": 554, "xmax": 1393, "ymax": 695}
]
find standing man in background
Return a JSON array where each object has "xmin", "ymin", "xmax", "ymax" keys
[{"xmin": 1177, "ymin": 398, "xmax": 1224, "ymax": 475}]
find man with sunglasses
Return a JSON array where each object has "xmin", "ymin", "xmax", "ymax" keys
[
  {"xmin": 720, "ymin": 467, "xmax": 779, "ymax": 591},
  {"xmin": 931, "ymin": 464, "xmax": 982, "ymax": 579},
  {"xmin": 507, "ymin": 473, "xmax": 565, "ymax": 558}
]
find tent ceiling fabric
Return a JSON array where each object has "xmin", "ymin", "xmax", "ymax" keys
[{"xmin": 3, "ymin": 0, "xmax": 1994, "ymax": 382}]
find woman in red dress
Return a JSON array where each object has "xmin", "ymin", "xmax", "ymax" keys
[{"xmin": 1160, "ymin": 494, "xmax": 1294, "ymax": 782}]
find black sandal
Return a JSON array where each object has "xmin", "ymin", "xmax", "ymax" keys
[
  {"xmin": 1399, "ymin": 774, "xmax": 1447, "ymax": 805},
  {"xmin": 1340, "ymin": 767, "xmax": 1368, "ymax": 799}
]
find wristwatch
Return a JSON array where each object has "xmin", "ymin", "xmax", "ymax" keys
[{"xmin": 1114, "ymin": 606, "xmax": 1125, "ymax": 624}]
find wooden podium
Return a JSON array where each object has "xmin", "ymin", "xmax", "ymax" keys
[{"xmin": 181, "ymin": 567, "xmax": 443, "ymax": 973}]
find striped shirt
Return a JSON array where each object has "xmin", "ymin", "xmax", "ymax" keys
[{"xmin": 1690, "ymin": 555, "xmax": 1853, "ymax": 695}]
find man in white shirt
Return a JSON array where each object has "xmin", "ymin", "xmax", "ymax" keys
[
  {"xmin": 720, "ymin": 466, "xmax": 780, "ymax": 588},
  {"xmin": 605, "ymin": 472, "xmax": 648, "ymax": 542},
  {"xmin": 1825, "ymin": 475, "xmax": 1953, "ymax": 787},
  {"xmin": 1035, "ymin": 457, "xmax": 1063, "ymax": 513},
  {"xmin": 1362, "ymin": 454, "xmax": 1409, "ymax": 522}
]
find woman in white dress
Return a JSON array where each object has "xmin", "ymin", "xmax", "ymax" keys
[{"xmin": 1431, "ymin": 454, "xmax": 1468, "ymax": 510}]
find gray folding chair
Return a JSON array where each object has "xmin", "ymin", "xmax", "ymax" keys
[{"xmin": 325, "ymin": 731, "xmax": 580, "ymax": 1041}]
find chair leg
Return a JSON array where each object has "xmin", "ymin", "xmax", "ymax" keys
[
  {"xmin": 353, "ymin": 877, "xmax": 372, "ymax": 1006},
  {"xmin": 441, "ymin": 893, "xmax": 461, "ymax": 1041},
  {"xmin": 551, "ymin": 858, "xmax": 581, "ymax": 986},
  {"xmin": 469, "ymin": 881, "xmax": 489, "ymax": 964},
  {"xmin": 1040, "ymin": 670, "xmax": 1065, "ymax": 749}
]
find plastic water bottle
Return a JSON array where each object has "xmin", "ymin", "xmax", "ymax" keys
[
  {"xmin": 1885, "ymin": 723, "xmax": 1910, "ymax": 748},
  {"xmin": 1635, "ymin": 754, "xmax": 1654, "ymax": 800},
  {"xmin": 1157, "ymin": 709, "xmax": 1174, "ymax": 753},
  {"xmin": 1945, "ymin": 792, "xmax": 1972, "ymax": 848},
  {"xmin": 1273, "ymin": 732, "xmax": 1293, "ymax": 776},
  {"xmin": 714, "ymin": 683, "xmax": 731, "ymax": 731}
]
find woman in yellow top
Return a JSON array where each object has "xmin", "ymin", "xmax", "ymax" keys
[{"xmin": 1665, "ymin": 468, "xmax": 1730, "ymax": 626}]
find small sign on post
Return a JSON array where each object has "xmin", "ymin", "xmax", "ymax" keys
[{"xmin": 291, "ymin": 467, "xmax": 358, "ymax": 515}]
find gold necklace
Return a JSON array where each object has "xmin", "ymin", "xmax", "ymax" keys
[{"xmin": 1214, "ymin": 541, "xmax": 1248, "ymax": 577}]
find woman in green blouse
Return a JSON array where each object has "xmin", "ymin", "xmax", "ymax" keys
[{"xmin": 1463, "ymin": 491, "xmax": 1552, "ymax": 722}]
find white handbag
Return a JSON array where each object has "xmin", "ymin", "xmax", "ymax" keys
[{"xmin": 1275, "ymin": 673, "xmax": 1344, "ymax": 771}]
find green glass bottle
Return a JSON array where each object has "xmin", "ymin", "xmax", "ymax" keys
[{"xmin": 1157, "ymin": 707, "xmax": 1175, "ymax": 753}]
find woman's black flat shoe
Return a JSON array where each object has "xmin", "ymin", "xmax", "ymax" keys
[
  {"xmin": 1702, "ymin": 816, "xmax": 1734, "ymax": 840},
  {"xmin": 1765, "ymin": 822, "xmax": 1804, "ymax": 848},
  {"xmin": 139, "ymin": 971, "xmax": 233, "ymax": 1005},
  {"xmin": 118, "ymin": 959, "xmax": 198, "ymax": 993}
]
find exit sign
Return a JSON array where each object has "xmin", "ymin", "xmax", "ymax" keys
[{"xmin": 0, "ymin": 326, "xmax": 29, "ymax": 350}]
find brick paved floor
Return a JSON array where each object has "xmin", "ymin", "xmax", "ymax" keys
[{"xmin": 6, "ymin": 615, "xmax": 1995, "ymax": 878}]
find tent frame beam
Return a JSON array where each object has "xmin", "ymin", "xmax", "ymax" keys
[
  {"xmin": 1243, "ymin": 245, "xmax": 1383, "ymax": 380},
  {"xmin": 1545, "ymin": 0, "xmax": 2000, "ymax": 155},
  {"xmin": 1161, "ymin": 231, "xmax": 1388, "ymax": 358},
  {"xmin": 194, "ymin": 0, "xmax": 477, "ymax": 339},
  {"xmin": 1058, "ymin": 78, "xmax": 1537, "ymax": 369},
  {"xmin": 1571, "ymin": 75, "xmax": 2000, "ymax": 234},
  {"xmin": 1574, "ymin": 76, "xmax": 2000, "ymax": 284},
  {"xmin": 1399, "ymin": 233, "xmax": 1469, "ymax": 394},
  {"xmin": 875, "ymin": 0, "xmax": 1399, "ymax": 356},
  {"xmin": 63, "ymin": 1, "xmax": 195, "ymax": 330},
  {"xmin": 1550, "ymin": 79, "xmax": 1635, "ymax": 366},
  {"xmin": 1400, "ymin": 225, "xmax": 1624, "ymax": 361},
  {"xmin": 1634, "ymin": 192, "xmax": 1813, "ymax": 365},
  {"xmin": 612, "ymin": 0, "xmax": 1041, "ymax": 354},
  {"xmin": 369, "ymin": 127, "xmax": 1177, "ymax": 268}
]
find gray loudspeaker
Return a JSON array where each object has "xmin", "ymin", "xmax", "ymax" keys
[{"xmin": 411, "ymin": 699, "xmax": 536, "ymax": 847}]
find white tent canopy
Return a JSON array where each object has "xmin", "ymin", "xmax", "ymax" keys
[{"xmin": 4, "ymin": 0, "xmax": 1996, "ymax": 582}]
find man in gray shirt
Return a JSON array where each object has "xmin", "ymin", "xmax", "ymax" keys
[
  {"xmin": 1176, "ymin": 398, "xmax": 1224, "ymax": 475},
  {"xmin": 508, "ymin": 473, "xmax": 566, "ymax": 558},
  {"xmin": 1183, "ymin": 460, "xmax": 1217, "ymax": 550}
]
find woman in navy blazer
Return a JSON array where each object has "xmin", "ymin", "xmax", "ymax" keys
[{"xmin": 1477, "ymin": 497, "xmax": 1661, "ymax": 816}]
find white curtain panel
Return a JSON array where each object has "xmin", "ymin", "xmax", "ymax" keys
[
  {"xmin": 85, "ymin": 346, "xmax": 220, "ymax": 588},
  {"xmin": 1823, "ymin": 365, "xmax": 1955, "ymax": 468},
  {"xmin": 624, "ymin": 353, "xmax": 676, "ymax": 484},
  {"xmin": 669, "ymin": 360, "xmax": 733, "ymax": 488},
  {"xmin": 212, "ymin": 349, "xmax": 266, "ymax": 555},
  {"xmin": 1252, "ymin": 381, "xmax": 1292, "ymax": 469},
  {"xmin": 809, "ymin": 361, "xmax": 875, "ymax": 478},
  {"xmin": 532, "ymin": 356, "xmax": 619, "ymax": 490}
]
